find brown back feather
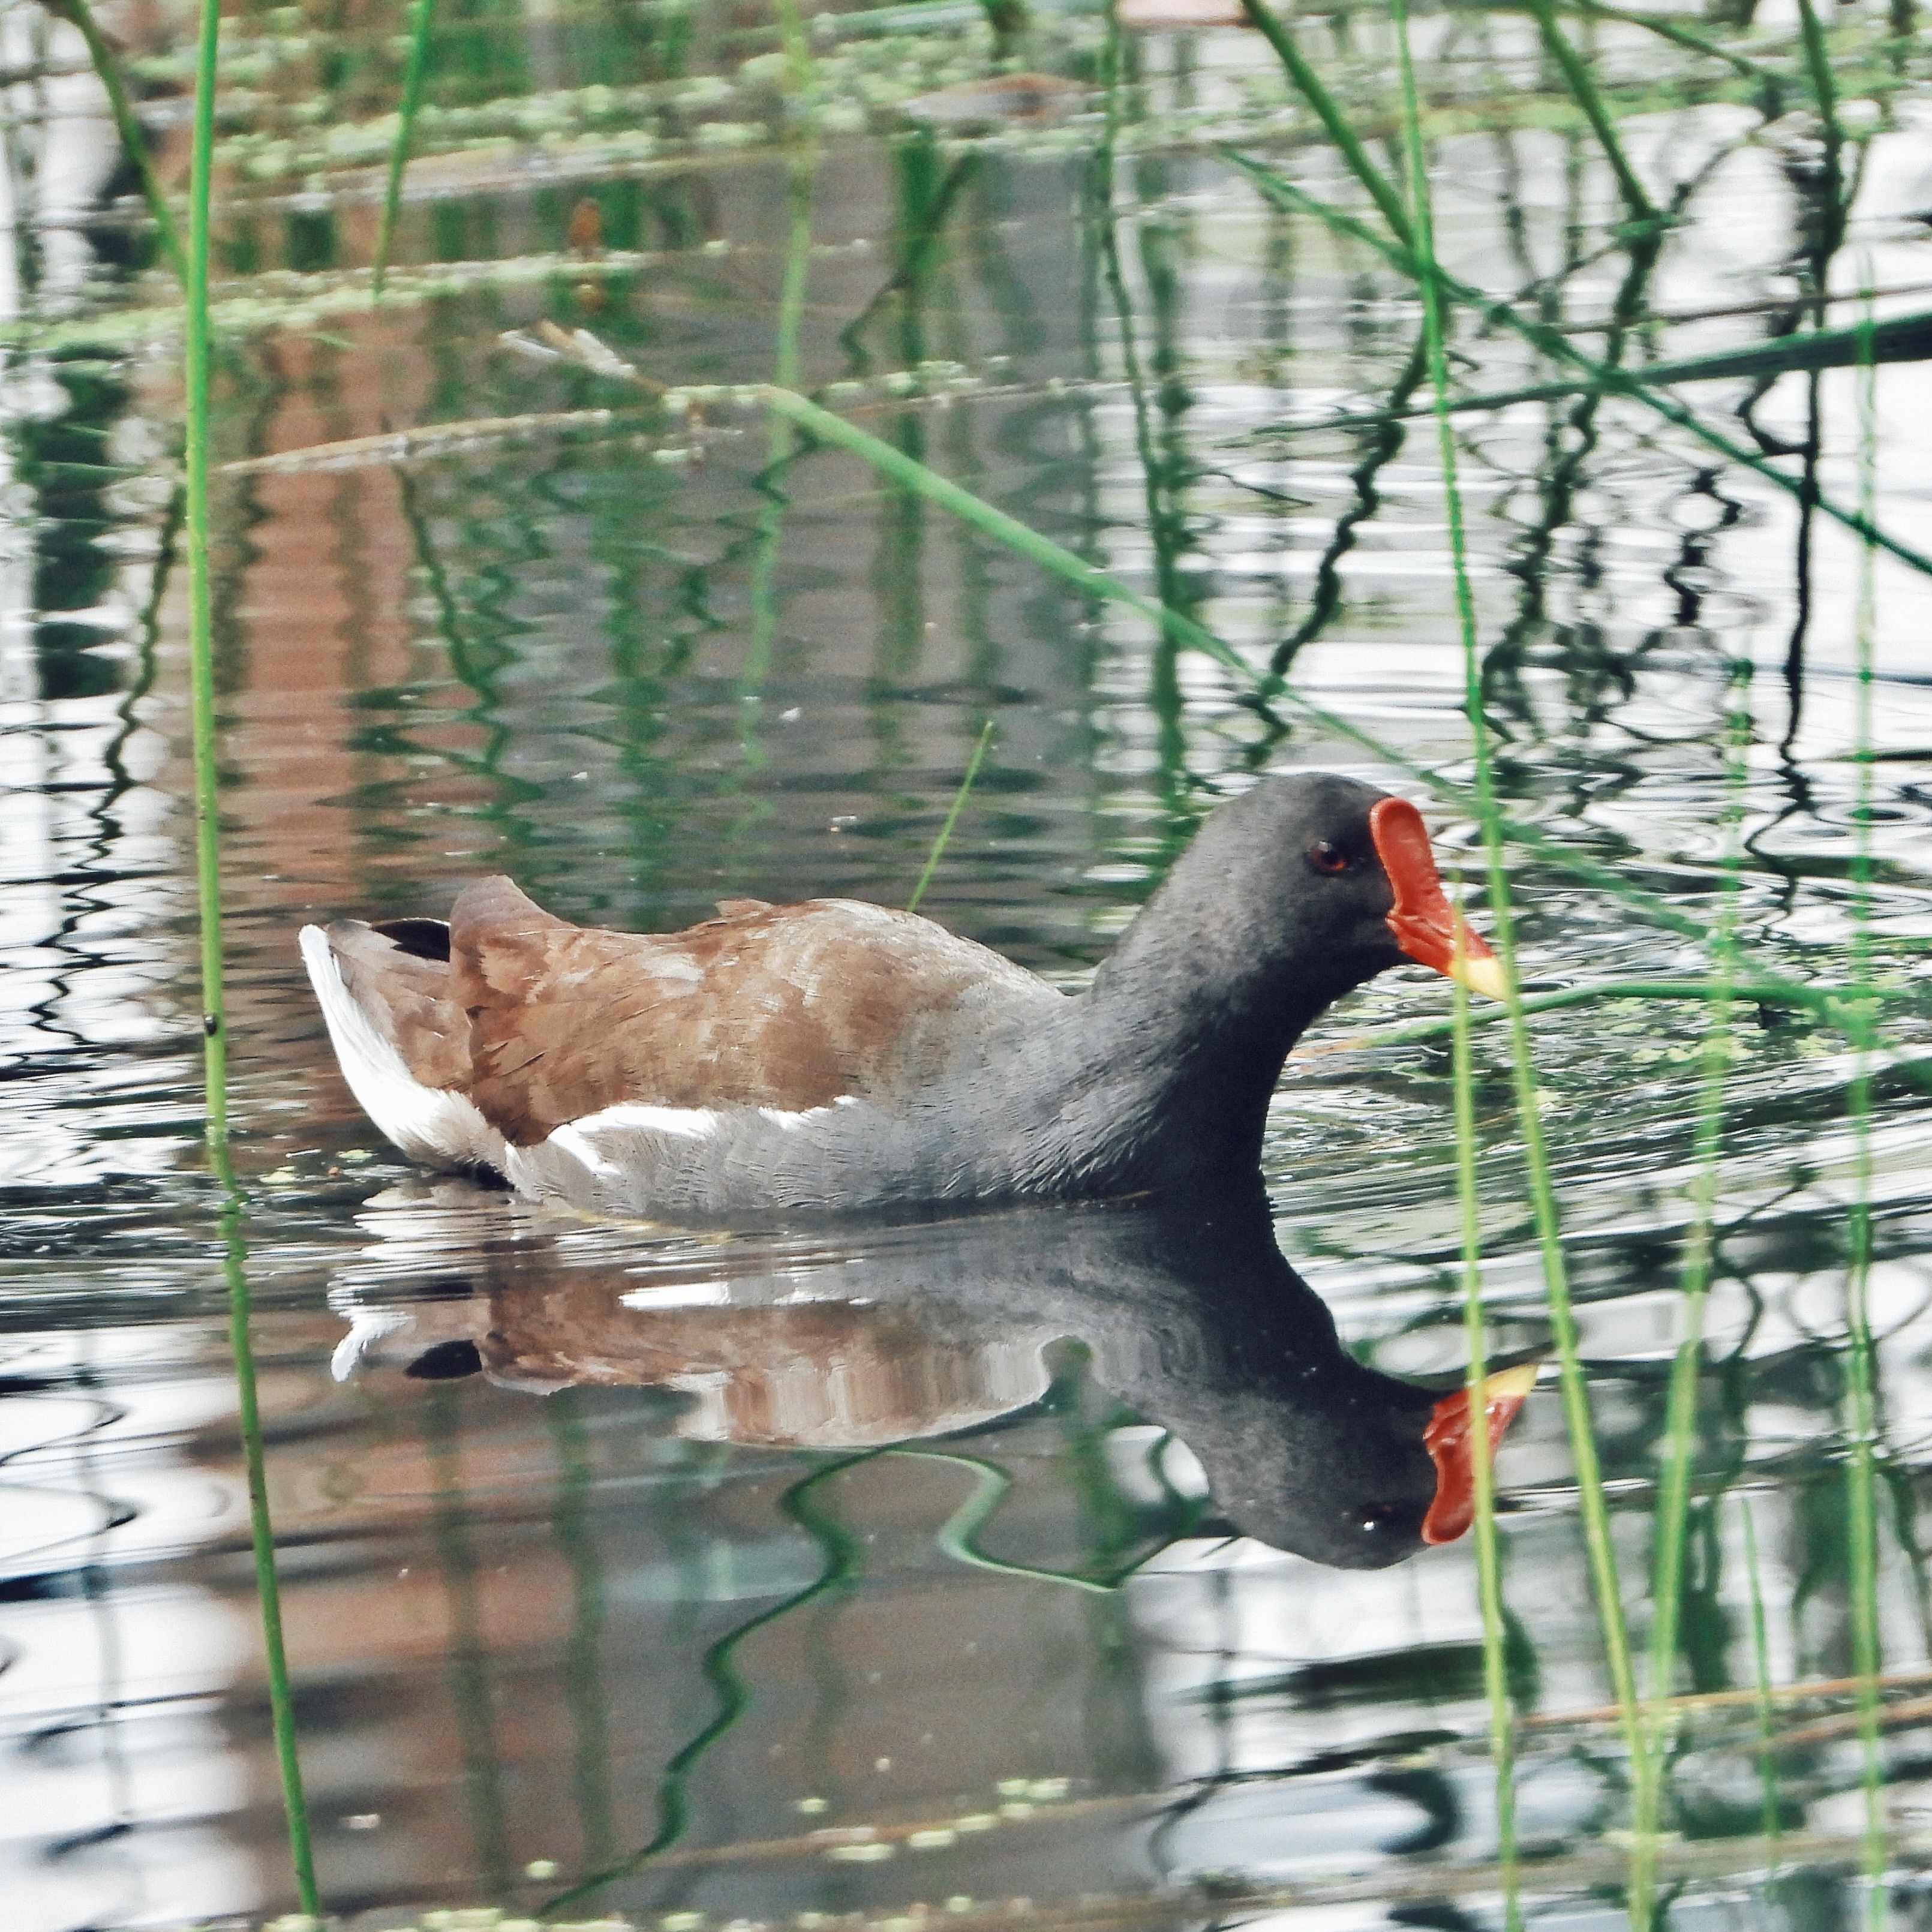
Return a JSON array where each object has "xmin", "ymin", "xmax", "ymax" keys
[{"xmin": 443, "ymin": 877, "xmax": 1060, "ymax": 1144}]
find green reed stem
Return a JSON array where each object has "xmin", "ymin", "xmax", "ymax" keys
[
  {"xmin": 1217, "ymin": 152, "xmax": 1932, "ymax": 582},
  {"xmin": 1794, "ymin": 0, "xmax": 1840, "ymax": 124},
  {"xmin": 1238, "ymin": 0, "xmax": 1413, "ymax": 245},
  {"xmin": 908, "ymin": 718, "xmax": 996, "ymax": 913},
  {"xmin": 47, "ymin": 0, "xmax": 186, "ymax": 280},
  {"xmin": 1557, "ymin": 0, "xmax": 1770, "ymax": 82},
  {"xmin": 1793, "ymin": 0, "xmax": 1846, "ymax": 271},
  {"xmin": 1845, "ymin": 291, "xmax": 1887, "ymax": 1932},
  {"xmin": 1449, "ymin": 925, "xmax": 1521, "ymax": 1931},
  {"xmin": 374, "ymin": 0, "xmax": 438, "ymax": 293},
  {"xmin": 186, "ymin": 62, "xmax": 221, "ymax": 1126},
  {"xmin": 774, "ymin": 0, "xmax": 816, "ymax": 97},
  {"xmin": 1390, "ymin": 0, "xmax": 1650, "ymax": 1886},
  {"xmin": 184, "ymin": 0, "xmax": 317, "ymax": 1911},
  {"xmin": 1634, "ymin": 654, "xmax": 1751, "ymax": 1884},
  {"xmin": 1643, "ymin": 664, "xmax": 1750, "ymax": 1696},
  {"xmin": 1521, "ymin": 0, "xmax": 1658, "ymax": 223},
  {"xmin": 1739, "ymin": 1499, "xmax": 1783, "ymax": 1886}
]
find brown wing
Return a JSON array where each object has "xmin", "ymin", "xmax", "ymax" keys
[{"xmin": 445, "ymin": 876, "xmax": 1063, "ymax": 1144}]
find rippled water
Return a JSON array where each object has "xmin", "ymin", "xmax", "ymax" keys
[{"xmin": 6, "ymin": 0, "xmax": 1932, "ymax": 1925}]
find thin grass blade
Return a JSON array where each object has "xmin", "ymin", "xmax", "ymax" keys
[
  {"xmin": 1263, "ymin": 309, "xmax": 1932, "ymax": 429},
  {"xmin": 1448, "ymin": 931, "xmax": 1521, "ymax": 1932},
  {"xmin": 1635, "ymin": 652, "xmax": 1751, "ymax": 1894},
  {"xmin": 1556, "ymin": 0, "xmax": 1771, "ymax": 80},
  {"xmin": 47, "ymin": 0, "xmax": 186, "ymax": 280},
  {"xmin": 775, "ymin": 0, "xmax": 817, "ymax": 95},
  {"xmin": 374, "ymin": 0, "xmax": 440, "ymax": 293},
  {"xmin": 908, "ymin": 719, "xmax": 996, "ymax": 913},
  {"xmin": 1795, "ymin": 0, "xmax": 1841, "ymax": 124},
  {"xmin": 1521, "ymin": 0, "xmax": 1658, "ymax": 221},
  {"xmin": 1844, "ymin": 287, "xmax": 1888, "ymax": 1932},
  {"xmin": 1236, "ymin": 0, "xmax": 1414, "ymax": 245}
]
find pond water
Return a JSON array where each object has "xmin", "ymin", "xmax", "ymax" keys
[{"xmin": 7, "ymin": 0, "xmax": 1932, "ymax": 1927}]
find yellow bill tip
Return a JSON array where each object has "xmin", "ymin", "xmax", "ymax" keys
[
  {"xmin": 1452, "ymin": 951, "xmax": 1510, "ymax": 1002},
  {"xmin": 1482, "ymin": 1362, "xmax": 1539, "ymax": 1402}
]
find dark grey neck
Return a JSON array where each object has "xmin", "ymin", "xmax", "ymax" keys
[
  {"xmin": 809, "ymin": 774, "xmax": 1407, "ymax": 1210},
  {"xmin": 979, "ymin": 883, "xmax": 1369, "ymax": 1199}
]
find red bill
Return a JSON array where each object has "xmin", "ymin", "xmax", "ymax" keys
[
  {"xmin": 1420, "ymin": 1363, "xmax": 1539, "ymax": 1546},
  {"xmin": 1368, "ymin": 796, "xmax": 1508, "ymax": 1000}
]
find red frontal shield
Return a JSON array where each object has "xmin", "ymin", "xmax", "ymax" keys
[{"xmin": 1368, "ymin": 797, "xmax": 1504, "ymax": 996}]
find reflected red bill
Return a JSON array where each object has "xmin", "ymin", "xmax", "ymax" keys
[{"xmin": 1420, "ymin": 1363, "xmax": 1539, "ymax": 1546}]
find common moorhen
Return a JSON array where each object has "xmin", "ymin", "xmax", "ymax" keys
[
  {"xmin": 331, "ymin": 1182, "xmax": 1531, "ymax": 1569},
  {"xmin": 302, "ymin": 771, "xmax": 1504, "ymax": 1220}
]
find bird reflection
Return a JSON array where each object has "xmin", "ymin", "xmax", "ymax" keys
[{"xmin": 329, "ymin": 1182, "xmax": 1531, "ymax": 1571}]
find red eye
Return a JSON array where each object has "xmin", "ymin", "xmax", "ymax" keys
[{"xmin": 1308, "ymin": 841, "xmax": 1348, "ymax": 875}]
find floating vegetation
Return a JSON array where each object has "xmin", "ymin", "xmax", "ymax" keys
[{"xmin": 0, "ymin": 247, "xmax": 719, "ymax": 351}]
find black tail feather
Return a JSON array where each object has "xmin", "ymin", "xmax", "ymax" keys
[{"xmin": 371, "ymin": 918, "xmax": 452, "ymax": 962}]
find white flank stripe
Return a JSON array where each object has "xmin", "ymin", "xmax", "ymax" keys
[
  {"xmin": 759, "ymin": 1104, "xmax": 842, "ymax": 1131},
  {"xmin": 544, "ymin": 1121, "xmax": 620, "ymax": 1177},
  {"xmin": 561, "ymin": 1101, "xmax": 723, "ymax": 1142}
]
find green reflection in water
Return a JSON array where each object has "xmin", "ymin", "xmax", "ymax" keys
[
  {"xmin": 1844, "ymin": 298, "xmax": 1886, "ymax": 1931},
  {"xmin": 540, "ymin": 1449, "xmax": 876, "ymax": 1916},
  {"xmin": 1741, "ymin": 1500, "xmax": 1784, "ymax": 1888},
  {"xmin": 537, "ymin": 1414, "xmax": 1203, "ymax": 1918},
  {"xmin": 427, "ymin": 1383, "xmax": 516, "ymax": 1900},
  {"xmin": 547, "ymin": 1392, "xmax": 618, "ymax": 1872}
]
